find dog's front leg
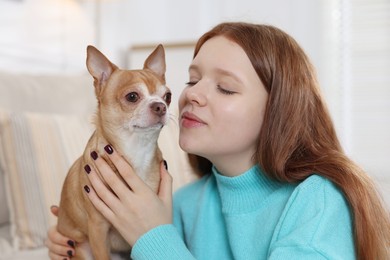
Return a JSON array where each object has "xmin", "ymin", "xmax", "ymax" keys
[{"xmin": 88, "ymin": 219, "xmax": 111, "ymax": 260}]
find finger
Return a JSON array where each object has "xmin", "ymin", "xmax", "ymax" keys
[
  {"xmin": 158, "ymin": 160, "xmax": 173, "ymax": 208},
  {"xmin": 84, "ymin": 163, "xmax": 122, "ymax": 213},
  {"xmin": 45, "ymin": 229, "xmax": 75, "ymax": 259},
  {"xmin": 47, "ymin": 225, "xmax": 74, "ymax": 247},
  {"xmin": 50, "ymin": 205, "xmax": 59, "ymax": 217},
  {"xmin": 83, "ymin": 184, "xmax": 116, "ymax": 223},
  {"xmin": 89, "ymin": 151, "xmax": 131, "ymax": 199},
  {"xmin": 103, "ymin": 144, "xmax": 146, "ymax": 192},
  {"xmin": 46, "ymin": 242, "xmax": 74, "ymax": 259}
]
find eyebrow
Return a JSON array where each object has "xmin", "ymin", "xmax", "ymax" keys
[{"xmin": 189, "ymin": 64, "xmax": 244, "ymax": 84}]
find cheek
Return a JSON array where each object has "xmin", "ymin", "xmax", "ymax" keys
[
  {"xmin": 230, "ymin": 115, "xmax": 262, "ymax": 140},
  {"xmin": 220, "ymin": 101, "xmax": 265, "ymax": 138}
]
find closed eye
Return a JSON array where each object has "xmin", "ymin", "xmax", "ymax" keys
[
  {"xmin": 186, "ymin": 81, "xmax": 197, "ymax": 87},
  {"xmin": 217, "ymin": 86, "xmax": 236, "ymax": 95}
]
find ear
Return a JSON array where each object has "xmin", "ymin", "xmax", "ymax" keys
[
  {"xmin": 143, "ymin": 44, "xmax": 166, "ymax": 82},
  {"xmin": 86, "ymin": 45, "xmax": 118, "ymax": 96}
]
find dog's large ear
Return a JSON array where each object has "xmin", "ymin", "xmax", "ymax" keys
[
  {"xmin": 86, "ymin": 45, "xmax": 118, "ymax": 97},
  {"xmin": 143, "ymin": 44, "xmax": 166, "ymax": 82}
]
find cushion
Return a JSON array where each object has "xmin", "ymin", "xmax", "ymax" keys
[
  {"xmin": 0, "ymin": 168, "xmax": 9, "ymax": 226},
  {"xmin": 0, "ymin": 110, "xmax": 94, "ymax": 249},
  {"xmin": 0, "ymin": 159, "xmax": 12, "ymax": 252},
  {"xmin": 0, "ymin": 70, "xmax": 97, "ymax": 251}
]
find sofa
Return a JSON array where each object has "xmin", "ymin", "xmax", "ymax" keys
[{"xmin": 0, "ymin": 70, "xmax": 198, "ymax": 259}]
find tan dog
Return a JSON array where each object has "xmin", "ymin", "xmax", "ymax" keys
[{"xmin": 57, "ymin": 44, "xmax": 171, "ymax": 260}]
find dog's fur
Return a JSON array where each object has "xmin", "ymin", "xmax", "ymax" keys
[{"xmin": 57, "ymin": 44, "xmax": 171, "ymax": 260}]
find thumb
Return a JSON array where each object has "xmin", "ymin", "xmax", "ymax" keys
[
  {"xmin": 50, "ymin": 205, "xmax": 59, "ymax": 217},
  {"xmin": 158, "ymin": 160, "xmax": 173, "ymax": 207}
]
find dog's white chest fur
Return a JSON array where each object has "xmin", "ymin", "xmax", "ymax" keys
[{"xmin": 120, "ymin": 131, "xmax": 160, "ymax": 181}]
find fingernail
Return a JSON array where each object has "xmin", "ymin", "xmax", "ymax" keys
[
  {"xmin": 84, "ymin": 185, "xmax": 90, "ymax": 193},
  {"xmin": 163, "ymin": 160, "xmax": 168, "ymax": 170},
  {"xmin": 104, "ymin": 144, "xmax": 114, "ymax": 154},
  {"xmin": 90, "ymin": 151, "xmax": 98, "ymax": 160},
  {"xmin": 67, "ymin": 240, "xmax": 75, "ymax": 248},
  {"xmin": 84, "ymin": 164, "xmax": 91, "ymax": 174},
  {"xmin": 67, "ymin": 250, "xmax": 73, "ymax": 257}
]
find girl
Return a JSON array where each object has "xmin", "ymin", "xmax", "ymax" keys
[{"xmin": 47, "ymin": 22, "xmax": 390, "ymax": 259}]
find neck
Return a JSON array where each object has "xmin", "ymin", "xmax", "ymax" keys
[{"xmin": 208, "ymin": 153, "xmax": 256, "ymax": 177}]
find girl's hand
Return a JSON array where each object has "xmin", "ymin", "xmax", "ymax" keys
[
  {"xmin": 84, "ymin": 144, "xmax": 173, "ymax": 247},
  {"xmin": 45, "ymin": 206, "xmax": 76, "ymax": 260}
]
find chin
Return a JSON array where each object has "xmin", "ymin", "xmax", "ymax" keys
[
  {"xmin": 179, "ymin": 138, "xmax": 199, "ymax": 154},
  {"xmin": 178, "ymin": 138, "xmax": 190, "ymax": 153}
]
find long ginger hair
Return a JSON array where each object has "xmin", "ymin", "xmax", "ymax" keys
[{"xmin": 190, "ymin": 22, "xmax": 390, "ymax": 259}]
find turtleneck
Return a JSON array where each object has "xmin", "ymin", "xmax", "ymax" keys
[
  {"xmin": 212, "ymin": 165, "xmax": 284, "ymax": 214},
  {"xmin": 132, "ymin": 165, "xmax": 355, "ymax": 260}
]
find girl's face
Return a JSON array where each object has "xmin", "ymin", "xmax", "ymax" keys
[{"xmin": 178, "ymin": 36, "xmax": 268, "ymax": 176}]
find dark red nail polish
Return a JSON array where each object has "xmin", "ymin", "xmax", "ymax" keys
[
  {"xmin": 67, "ymin": 250, "xmax": 73, "ymax": 257},
  {"xmin": 84, "ymin": 165, "xmax": 91, "ymax": 174},
  {"xmin": 84, "ymin": 185, "xmax": 90, "ymax": 193},
  {"xmin": 67, "ymin": 240, "xmax": 75, "ymax": 248},
  {"xmin": 90, "ymin": 151, "xmax": 98, "ymax": 160},
  {"xmin": 163, "ymin": 160, "xmax": 168, "ymax": 170},
  {"xmin": 104, "ymin": 144, "xmax": 114, "ymax": 154}
]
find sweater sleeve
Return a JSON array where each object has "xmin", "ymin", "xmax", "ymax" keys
[
  {"xmin": 268, "ymin": 175, "xmax": 356, "ymax": 259},
  {"xmin": 130, "ymin": 224, "xmax": 196, "ymax": 260}
]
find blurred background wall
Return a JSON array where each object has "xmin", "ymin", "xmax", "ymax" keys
[{"xmin": 0, "ymin": 0, "xmax": 389, "ymax": 203}]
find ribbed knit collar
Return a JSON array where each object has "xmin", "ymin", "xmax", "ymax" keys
[{"xmin": 212, "ymin": 165, "xmax": 283, "ymax": 214}]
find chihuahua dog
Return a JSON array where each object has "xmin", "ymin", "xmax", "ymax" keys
[{"xmin": 57, "ymin": 44, "xmax": 171, "ymax": 260}]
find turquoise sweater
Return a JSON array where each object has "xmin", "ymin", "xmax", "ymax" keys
[{"xmin": 131, "ymin": 165, "xmax": 355, "ymax": 259}]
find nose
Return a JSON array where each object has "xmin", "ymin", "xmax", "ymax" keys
[{"xmin": 150, "ymin": 102, "xmax": 167, "ymax": 117}]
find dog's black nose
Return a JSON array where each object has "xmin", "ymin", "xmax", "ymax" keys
[{"xmin": 150, "ymin": 102, "xmax": 167, "ymax": 116}]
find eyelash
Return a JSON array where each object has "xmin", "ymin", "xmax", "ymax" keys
[
  {"xmin": 185, "ymin": 81, "xmax": 197, "ymax": 86},
  {"xmin": 185, "ymin": 81, "xmax": 236, "ymax": 95},
  {"xmin": 217, "ymin": 86, "xmax": 235, "ymax": 95}
]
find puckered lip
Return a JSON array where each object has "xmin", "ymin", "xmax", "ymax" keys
[{"xmin": 181, "ymin": 111, "xmax": 206, "ymax": 124}]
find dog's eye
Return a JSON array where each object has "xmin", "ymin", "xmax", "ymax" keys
[
  {"xmin": 164, "ymin": 92, "xmax": 172, "ymax": 105},
  {"xmin": 126, "ymin": 92, "xmax": 139, "ymax": 103}
]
